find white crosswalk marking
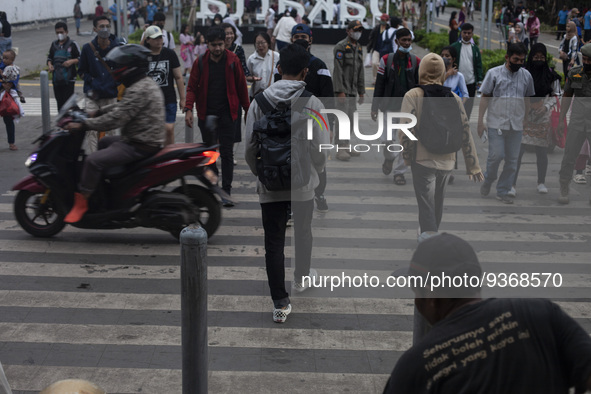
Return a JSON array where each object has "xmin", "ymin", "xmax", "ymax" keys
[{"xmin": 1, "ymin": 139, "xmax": 590, "ymax": 392}]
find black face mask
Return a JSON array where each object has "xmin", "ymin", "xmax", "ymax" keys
[
  {"xmin": 532, "ymin": 60, "xmax": 545, "ymax": 69},
  {"xmin": 584, "ymin": 64, "xmax": 591, "ymax": 73},
  {"xmin": 155, "ymin": 23, "xmax": 164, "ymax": 30},
  {"xmin": 293, "ymin": 38, "xmax": 310, "ymax": 51},
  {"xmin": 509, "ymin": 62, "xmax": 522, "ymax": 72}
]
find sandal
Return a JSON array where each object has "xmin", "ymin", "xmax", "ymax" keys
[
  {"xmin": 393, "ymin": 174, "xmax": 406, "ymax": 185},
  {"xmin": 9, "ymin": 144, "xmax": 17, "ymax": 151},
  {"xmin": 573, "ymin": 174, "xmax": 586, "ymax": 184}
]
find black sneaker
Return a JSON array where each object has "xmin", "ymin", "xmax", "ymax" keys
[
  {"xmin": 221, "ymin": 198, "xmax": 234, "ymax": 207},
  {"xmin": 382, "ymin": 159, "xmax": 394, "ymax": 175},
  {"xmin": 496, "ymin": 195, "xmax": 514, "ymax": 204},
  {"xmin": 480, "ymin": 182, "xmax": 491, "ymax": 197},
  {"xmin": 315, "ymin": 195, "xmax": 329, "ymax": 213}
]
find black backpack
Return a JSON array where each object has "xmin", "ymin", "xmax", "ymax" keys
[
  {"xmin": 252, "ymin": 90, "xmax": 313, "ymax": 191},
  {"xmin": 379, "ymin": 29, "xmax": 396, "ymax": 57},
  {"xmin": 416, "ymin": 85, "xmax": 464, "ymax": 154}
]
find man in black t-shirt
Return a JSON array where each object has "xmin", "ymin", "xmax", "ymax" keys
[
  {"xmin": 384, "ymin": 233, "xmax": 591, "ymax": 394},
  {"xmin": 145, "ymin": 25, "xmax": 185, "ymax": 145}
]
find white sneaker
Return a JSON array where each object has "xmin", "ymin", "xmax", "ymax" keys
[
  {"xmin": 273, "ymin": 304, "xmax": 292, "ymax": 323},
  {"xmin": 293, "ymin": 268, "xmax": 318, "ymax": 293},
  {"xmin": 417, "ymin": 231, "xmax": 438, "ymax": 243},
  {"xmin": 585, "ymin": 165, "xmax": 591, "ymax": 176},
  {"xmin": 507, "ymin": 187, "xmax": 516, "ymax": 197},
  {"xmin": 573, "ymin": 174, "xmax": 587, "ymax": 184},
  {"xmin": 537, "ymin": 184, "xmax": 548, "ymax": 194}
]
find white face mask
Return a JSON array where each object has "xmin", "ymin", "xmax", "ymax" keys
[
  {"xmin": 57, "ymin": 33, "xmax": 66, "ymax": 41},
  {"xmin": 351, "ymin": 31, "xmax": 362, "ymax": 41}
]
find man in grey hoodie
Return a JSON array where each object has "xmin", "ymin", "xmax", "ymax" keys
[{"xmin": 245, "ymin": 44, "xmax": 329, "ymax": 323}]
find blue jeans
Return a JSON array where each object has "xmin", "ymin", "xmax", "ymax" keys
[{"xmin": 484, "ymin": 128, "xmax": 523, "ymax": 196}]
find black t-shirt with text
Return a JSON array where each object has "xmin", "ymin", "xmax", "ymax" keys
[
  {"xmin": 147, "ymin": 47, "xmax": 180, "ymax": 105},
  {"xmin": 383, "ymin": 298, "xmax": 591, "ymax": 394}
]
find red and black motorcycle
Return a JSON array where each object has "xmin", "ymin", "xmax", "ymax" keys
[{"xmin": 12, "ymin": 95, "xmax": 224, "ymax": 239}]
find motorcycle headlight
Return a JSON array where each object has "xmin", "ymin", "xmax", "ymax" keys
[{"xmin": 25, "ymin": 153, "xmax": 38, "ymax": 168}]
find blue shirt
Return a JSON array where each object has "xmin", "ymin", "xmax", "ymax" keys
[
  {"xmin": 147, "ymin": 4, "xmax": 158, "ymax": 21},
  {"xmin": 558, "ymin": 10, "xmax": 569, "ymax": 25},
  {"xmin": 109, "ymin": 4, "xmax": 118, "ymax": 21},
  {"xmin": 585, "ymin": 10, "xmax": 591, "ymax": 30}
]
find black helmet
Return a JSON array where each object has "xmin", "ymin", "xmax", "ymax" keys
[{"xmin": 106, "ymin": 44, "xmax": 150, "ymax": 85}]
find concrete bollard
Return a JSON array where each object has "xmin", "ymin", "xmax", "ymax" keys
[
  {"xmin": 180, "ymin": 224, "xmax": 208, "ymax": 394},
  {"xmin": 40, "ymin": 71, "xmax": 50, "ymax": 133}
]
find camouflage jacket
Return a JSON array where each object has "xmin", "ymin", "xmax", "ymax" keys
[{"xmin": 84, "ymin": 77, "xmax": 165, "ymax": 147}]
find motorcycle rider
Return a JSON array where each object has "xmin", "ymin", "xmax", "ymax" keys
[{"xmin": 63, "ymin": 44, "xmax": 166, "ymax": 223}]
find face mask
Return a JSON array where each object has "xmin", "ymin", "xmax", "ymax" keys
[
  {"xmin": 398, "ymin": 45, "xmax": 412, "ymax": 54},
  {"xmin": 509, "ymin": 62, "xmax": 522, "ymax": 72},
  {"xmin": 584, "ymin": 64, "xmax": 591, "ymax": 73},
  {"xmin": 461, "ymin": 39, "xmax": 471, "ymax": 44},
  {"xmin": 443, "ymin": 58, "xmax": 451, "ymax": 68},
  {"xmin": 532, "ymin": 60, "xmax": 545, "ymax": 69},
  {"xmin": 294, "ymin": 38, "xmax": 310, "ymax": 51},
  {"xmin": 98, "ymin": 28, "xmax": 110, "ymax": 39},
  {"xmin": 350, "ymin": 31, "xmax": 362, "ymax": 41},
  {"xmin": 156, "ymin": 24, "xmax": 165, "ymax": 30},
  {"xmin": 57, "ymin": 33, "xmax": 66, "ymax": 41}
]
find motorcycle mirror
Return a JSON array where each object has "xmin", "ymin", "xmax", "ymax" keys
[
  {"xmin": 205, "ymin": 115, "xmax": 218, "ymax": 134},
  {"xmin": 57, "ymin": 94, "xmax": 79, "ymax": 119}
]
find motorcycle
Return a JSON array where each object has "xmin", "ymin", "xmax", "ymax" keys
[{"xmin": 12, "ymin": 94, "xmax": 224, "ymax": 239}]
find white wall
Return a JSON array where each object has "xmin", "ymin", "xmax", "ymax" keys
[{"xmin": 5, "ymin": 0, "xmax": 113, "ymax": 24}]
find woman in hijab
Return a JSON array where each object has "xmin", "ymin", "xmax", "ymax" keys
[
  {"xmin": 508, "ymin": 22, "xmax": 527, "ymax": 47},
  {"xmin": 211, "ymin": 13, "xmax": 223, "ymax": 26},
  {"xmin": 448, "ymin": 11, "xmax": 459, "ymax": 44},
  {"xmin": 526, "ymin": 10, "xmax": 540, "ymax": 50},
  {"xmin": 512, "ymin": 43, "xmax": 561, "ymax": 196},
  {"xmin": 559, "ymin": 21, "xmax": 579, "ymax": 77}
]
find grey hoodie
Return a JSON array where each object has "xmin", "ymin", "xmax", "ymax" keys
[{"xmin": 245, "ymin": 79, "xmax": 329, "ymax": 203}]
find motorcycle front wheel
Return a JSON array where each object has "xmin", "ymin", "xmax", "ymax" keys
[
  {"xmin": 14, "ymin": 190, "xmax": 66, "ymax": 237},
  {"xmin": 170, "ymin": 185, "xmax": 221, "ymax": 239}
]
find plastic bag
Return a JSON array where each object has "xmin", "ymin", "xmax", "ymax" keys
[
  {"xmin": 550, "ymin": 96, "xmax": 567, "ymax": 149},
  {"xmin": 364, "ymin": 53, "xmax": 372, "ymax": 68},
  {"xmin": 0, "ymin": 91, "xmax": 20, "ymax": 118}
]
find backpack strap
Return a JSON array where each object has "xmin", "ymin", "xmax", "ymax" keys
[
  {"xmin": 385, "ymin": 53, "xmax": 395, "ymax": 96},
  {"xmin": 254, "ymin": 92, "xmax": 274, "ymax": 115}
]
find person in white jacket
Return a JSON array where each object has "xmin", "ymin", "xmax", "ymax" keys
[{"xmin": 245, "ymin": 43, "xmax": 328, "ymax": 324}]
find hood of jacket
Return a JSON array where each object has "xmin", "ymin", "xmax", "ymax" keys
[
  {"xmin": 262, "ymin": 79, "xmax": 307, "ymax": 106},
  {"xmin": 418, "ymin": 52, "xmax": 446, "ymax": 85}
]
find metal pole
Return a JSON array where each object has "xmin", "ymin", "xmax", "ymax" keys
[
  {"xmin": 180, "ymin": 224, "xmax": 208, "ymax": 394},
  {"xmin": 487, "ymin": 0, "xmax": 493, "ymax": 50},
  {"xmin": 122, "ymin": 0, "xmax": 129, "ymax": 40},
  {"xmin": 480, "ymin": 0, "xmax": 486, "ymax": 50},
  {"xmin": 426, "ymin": 0, "xmax": 431, "ymax": 33},
  {"xmin": 116, "ymin": 0, "xmax": 123, "ymax": 39},
  {"xmin": 412, "ymin": 305, "xmax": 430, "ymax": 344},
  {"xmin": 40, "ymin": 71, "xmax": 50, "ymax": 133}
]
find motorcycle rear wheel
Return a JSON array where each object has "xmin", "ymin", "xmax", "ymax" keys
[
  {"xmin": 14, "ymin": 190, "xmax": 66, "ymax": 237},
  {"xmin": 170, "ymin": 185, "xmax": 221, "ymax": 239}
]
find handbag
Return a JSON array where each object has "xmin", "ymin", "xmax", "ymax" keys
[
  {"xmin": 550, "ymin": 96, "xmax": 567, "ymax": 149},
  {"xmin": 0, "ymin": 91, "xmax": 20, "ymax": 117},
  {"xmin": 364, "ymin": 52, "xmax": 372, "ymax": 68}
]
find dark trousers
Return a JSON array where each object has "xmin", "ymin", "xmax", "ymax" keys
[
  {"xmin": 559, "ymin": 126, "xmax": 591, "ymax": 183},
  {"xmin": 464, "ymin": 83, "xmax": 476, "ymax": 119},
  {"xmin": 557, "ymin": 23, "xmax": 566, "ymax": 39},
  {"xmin": 515, "ymin": 144, "xmax": 547, "ymax": 186},
  {"xmin": 315, "ymin": 169, "xmax": 327, "ymax": 197},
  {"xmin": 54, "ymin": 83, "xmax": 75, "ymax": 112},
  {"xmin": 198, "ymin": 116, "xmax": 235, "ymax": 194},
  {"xmin": 411, "ymin": 162, "xmax": 451, "ymax": 233},
  {"xmin": 261, "ymin": 199, "xmax": 314, "ymax": 309},
  {"xmin": 3, "ymin": 116, "xmax": 15, "ymax": 144},
  {"xmin": 80, "ymin": 136, "xmax": 156, "ymax": 194}
]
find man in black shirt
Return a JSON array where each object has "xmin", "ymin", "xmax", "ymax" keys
[
  {"xmin": 384, "ymin": 233, "xmax": 591, "ymax": 394},
  {"xmin": 145, "ymin": 25, "xmax": 185, "ymax": 145}
]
